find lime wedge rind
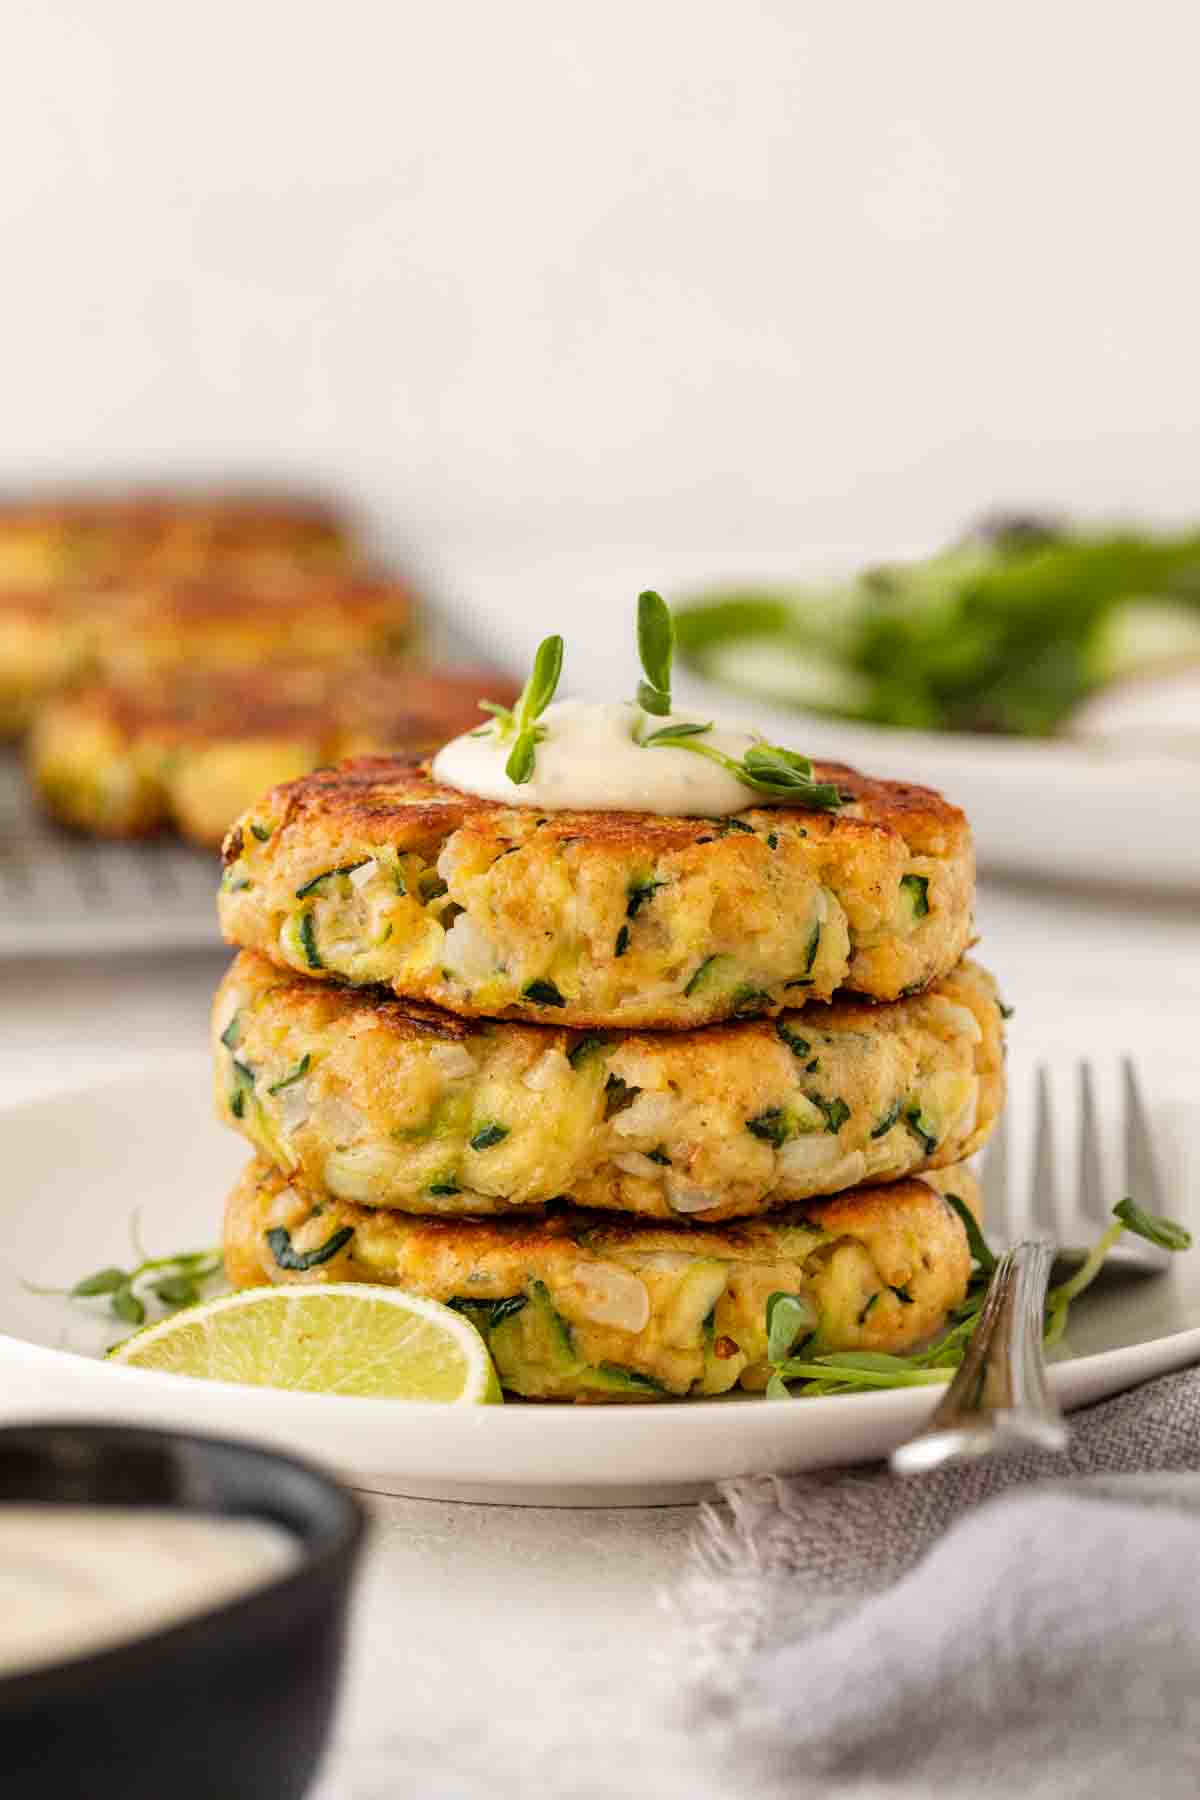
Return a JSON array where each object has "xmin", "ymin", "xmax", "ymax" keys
[{"xmin": 108, "ymin": 1283, "xmax": 502, "ymax": 1405}]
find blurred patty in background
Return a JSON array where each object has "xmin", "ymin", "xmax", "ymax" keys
[
  {"xmin": 1, "ymin": 484, "xmax": 516, "ymax": 850},
  {"xmin": 0, "ymin": 488, "xmax": 378, "ymax": 735},
  {"xmin": 32, "ymin": 660, "xmax": 517, "ymax": 846}
]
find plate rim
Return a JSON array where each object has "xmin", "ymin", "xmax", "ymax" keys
[{"xmin": 2, "ymin": 1058, "xmax": 1198, "ymax": 1496}]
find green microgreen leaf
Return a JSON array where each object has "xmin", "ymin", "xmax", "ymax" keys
[
  {"xmin": 639, "ymin": 731, "xmax": 844, "ymax": 811},
  {"xmin": 70, "ymin": 1266, "xmax": 129, "ymax": 1298},
  {"xmin": 111, "ymin": 1286, "xmax": 145, "ymax": 1325},
  {"xmin": 1114, "ymin": 1197, "xmax": 1193, "ymax": 1251},
  {"xmin": 766, "ymin": 1291, "xmax": 816, "ymax": 1362},
  {"xmin": 505, "ymin": 634, "xmax": 564, "ymax": 784},
  {"xmin": 152, "ymin": 1275, "xmax": 199, "ymax": 1307},
  {"xmin": 944, "ymin": 1191, "xmax": 997, "ymax": 1275},
  {"xmin": 637, "ymin": 720, "xmax": 712, "ymax": 746},
  {"xmin": 635, "ymin": 590, "xmax": 674, "ymax": 715},
  {"xmin": 33, "ymin": 1224, "xmax": 226, "ymax": 1338},
  {"xmin": 765, "ymin": 1189, "xmax": 1194, "ymax": 1402}
]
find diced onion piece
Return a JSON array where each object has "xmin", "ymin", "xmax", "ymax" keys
[
  {"xmin": 611, "ymin": 1091, "xmax": 676, "ymax": 1139},
  {"xmin": 312, "ymin": 1093, "xmax": 372, "ymax": 1145},
  {"xmin": 791, "ymin": 1094, "xmax": 827, "ymax": 1134},
  {"xmin": 441, "ymin": 913, "xmax": 499, "ymax": 984},
  {"xmin": 570, "ymin": 1262, "xmax": 650, "ymax": 1333},
  {"xmin": 522, "ymin": 1048, "xmax": 570, "ymax": 1091},
  {"xmin": 924, "ymin": 997, "xmax": 984, "ymax": 1045},
  {"xmin": 777, "ymin": 1134, "xmax": 845, "ymax": 1176},
  {"xmin": 666, "ymin": 1178, "xmax": 725, "ymax": 1214},
  {"xmin": 436, "ymin": 841, "xmax": 465, "ymax": 883},
  {"xmin": 429, "ymin": 1042, "xmax": 476, "ymax": 1080},
  {"xmin": 324, "ymin": 1143, "xmax": 407, "ymax": 1201},
  {"xmin": 613, "ymin": 1151, "xmax": 668, "ymax": 1180},
  {"xmin": 275, "ymin": 1080, "xmax": 312, "ymax": 1135},
  {"xmin": 266, "ymin": 1185, "xmax": 305, "ymax": 1229},
  {"xmin": 348, "ymin": 859, "xmax": 378, "ymax": 891},
  {"xmin": 955, "ymin": 1077, "xmax": 980, "ymax": 1140}
]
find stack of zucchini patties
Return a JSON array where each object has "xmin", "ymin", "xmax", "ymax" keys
[{"xmin": 214, "ymin": 755, "xmax": 1003, "ymax": 1401}]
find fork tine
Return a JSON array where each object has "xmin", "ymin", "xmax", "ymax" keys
[
  {"xmin": 1123, "ymin": 1057, "xmax": 1164, "ymax": 1213},
  {"xmin": 1030, "ymin": 1063, "xmax": 1059, "ymax": 1238},
  {"xmin": 1076, "ymin": 1061, "xmax": 1107, "ymax": 1226},
  {"xmin": 980, "ymin": 1105, "xmax": 1010, "ymax": 1240}
]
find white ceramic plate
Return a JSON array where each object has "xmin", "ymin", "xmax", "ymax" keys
[{"xmin": 2, "ymin": 1057, "xmax": 1198, "ymax": 1506}]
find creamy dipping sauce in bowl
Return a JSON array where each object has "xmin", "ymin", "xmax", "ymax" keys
[{"xmin": 0, "ymin": 1505, "xmax": 299, "ymax": 1678}]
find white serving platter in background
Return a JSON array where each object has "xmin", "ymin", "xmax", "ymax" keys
[
  {"xmin": 432, "ymin": 545, "xmax": 1200, "ymax": 893},
  {"xmin": 1, "ymin": 1056, "xmax": 1198, "ymax": 1506}
]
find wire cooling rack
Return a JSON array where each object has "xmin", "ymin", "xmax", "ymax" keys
[
  {"xmin": 0, "ymin": 604, "xmax": 503, "ymax": 959},
  {"xmin": 0, "ymin": 754, "xmax": 220, "ymax": 956}
]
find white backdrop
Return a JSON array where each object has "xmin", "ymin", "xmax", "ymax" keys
[{"xmin": 4, "ymin": 1, "xmax": 1199, "ymax": 623}]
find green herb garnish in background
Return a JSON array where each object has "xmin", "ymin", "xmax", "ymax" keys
[
  {"xmin": 674, "ymin": 519, "xmax": 1200, "ymax": 738},
  {"xmin": 764, "ymin": 1196, "xmax": 1192, "ymax": 1399},
  {"xmin": 474, "ymin": 633, "xmax": 565, "ymax": 785},
  {"xmin": 27, "ymin": 1216, "xmax": 225, "ymax": 1328},
  {"xmin": 632, "ymin": 592, "xmax": 844, "ymax": 810}
]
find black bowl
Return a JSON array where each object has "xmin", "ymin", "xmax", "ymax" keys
[{"xmin": 0, "ymin": 1422, "xmax": 367, "ymax": 1800}]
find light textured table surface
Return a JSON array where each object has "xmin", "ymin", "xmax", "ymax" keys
[{"xmin": 2, "ymin": 874, "xmax": 1197, "ymax": 1797}]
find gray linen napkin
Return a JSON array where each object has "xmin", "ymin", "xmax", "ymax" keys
[{"xmin": 678, "ymin": 1366, "xmax": 1200, "ymax": 1800}]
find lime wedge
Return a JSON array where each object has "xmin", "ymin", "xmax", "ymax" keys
[{"xmin": 108, "ymin": 1284, "xmax": 502, "ymax": 1404}]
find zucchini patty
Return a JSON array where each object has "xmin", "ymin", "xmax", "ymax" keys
[
  {"xmin": 0, "ymin": 492, "xmax": 359, "ymax": 737},
  {"xmin": 32, "ymin": 660, "xmax": 518, "ymax": 846},
  {"xmin": 0, "ymin": 488, "xmax": 353, "ymax": 589},
  {"xmin": 0, "ymin": 590, "xmax": 94, "ymax": 737},
  {"xmin": 218, "ymin": 755, "xmax": 975, "ymax": 1028},
  {"xmin": 224, "ymin": 1159, "xmax": 981, "ymax": 1401},
  {"xmin": 214, "ymin": 951, "xmax": 1003, "ymax": 1221}
]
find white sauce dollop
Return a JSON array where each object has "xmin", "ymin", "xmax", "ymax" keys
[
  {"xmin": 0, "ymin": 1506, "xmax": 298, "ymax": 1678},
  {"xmin": 432, "ymin": 699, "xmax": 772, "ymax": 816}
]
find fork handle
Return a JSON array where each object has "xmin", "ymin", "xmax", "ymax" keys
[{"xmin": 890, "ymin": 1238, "xmax": 1069, "ymax": 1475}]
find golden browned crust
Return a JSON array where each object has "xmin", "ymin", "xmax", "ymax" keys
[
  {"xmin": 219, "ymin": 755, "xmax": 975, "ymax": 1027},
  {"xmin": 213, "ymin": 949, "xmax": 1003, "ymax": 1219},
  {"xmin": 223, "ymin": 1158, "xmax": 981, "ymax": 1399}
]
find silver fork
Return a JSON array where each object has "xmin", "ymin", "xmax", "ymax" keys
[{"xmin": 891, "ymin": 1057, "xmax": 1166, "ymax": 1474}]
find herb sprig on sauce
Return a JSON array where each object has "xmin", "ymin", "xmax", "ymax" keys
[
  {"xmin": 633, "ymin": 590, "xmax": 844, "ymax": 809},
  {"xmin": 475, "ymin": 633, "xmax": 564, "ymax": 785}
]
